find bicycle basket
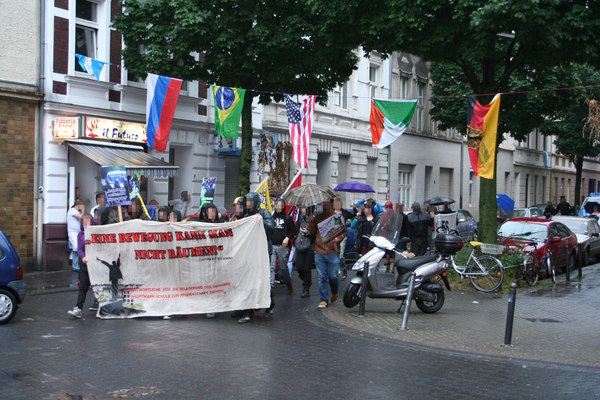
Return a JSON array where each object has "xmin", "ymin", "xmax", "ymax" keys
[{"xmin": 479, "ymin": 243, "xmax": 505, "ymax": 255}]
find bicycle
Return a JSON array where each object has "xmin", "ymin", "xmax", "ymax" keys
[
  {"xmin": 447, "ymin": 241, "xmax": 505, "ymax": 293},
  {"xmin": 519, "ymin": 248, "xmax": 541, "ymax": 286}
]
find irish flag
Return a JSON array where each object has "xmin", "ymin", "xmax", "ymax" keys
[
  {"xmin": 466, "ymin": 94, "xmax": 501, "ymax": 180},
  {"xmin": 370, "ymin": 99, "xmax": 417, "ymax": 149}
]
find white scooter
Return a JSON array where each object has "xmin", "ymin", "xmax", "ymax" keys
[{"xmin": 343, "ymin": 211, "xmax": 463, "ymax": 313}]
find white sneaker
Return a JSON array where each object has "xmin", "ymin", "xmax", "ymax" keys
[{"xmin": 67, "ymin": 307, "xmax": 82, "ymax": 319}]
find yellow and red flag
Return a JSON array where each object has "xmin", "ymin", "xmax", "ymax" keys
[{"xmin": 467, "ymin": 94, "xmax": 501, "ymax": 180}]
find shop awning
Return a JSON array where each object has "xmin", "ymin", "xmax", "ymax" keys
[{"xmin": 65, "ymin": 140, "xmax": 179, "ymax": 178}]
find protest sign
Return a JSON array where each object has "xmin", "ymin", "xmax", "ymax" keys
[
  {"xmin": 85, "ymin": 215, "xmax": 270, "ymax": 319},
  {"xmin": 101, "ymin": 166, "xmax": 131, "ymax": 207},
  {"xmin": 317, "ymin": 213, "xmax": 345, "ymax": 243},
  {"xmin": 201, "ymin": 177, "xmax": 217, "ymax": 207}
]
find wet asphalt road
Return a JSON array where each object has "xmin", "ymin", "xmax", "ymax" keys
[{"xmin": 0, "ymin": 276, "xmax": 599, "ymax": 400}]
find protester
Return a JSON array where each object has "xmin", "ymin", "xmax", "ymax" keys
[
  {"xmin": 383, "ymin": 200, "xmax": 395, "ymax": 272},
  {"xmin": 67, "ymin": 213, "xmax": 95, "ymax": 318},
  {"xmin": 356, "ymin": 201, "xmax": 378, "ymax": 256},
  {"xmin": 169, "ymin": 191, "xmax": 190, "ymax": 217},
  {"xmin": 271, "ymin": 198, "xmax": 297, "ymax": 295},
  {"xmin": 90, "ymin": 193, "xmax": 105, "ymax": 217},
  {"xmin": 310, "ymin": 200, "xmax": 346, "ymax": 309},
  {"xmin": 229, "ymin": 196, "xmax": 247, "ymax": 221},
  {"xmin": 236, "ymin": 192, "xmax": 275, "ymax": 323},
  {"xmin": 295, "ymin": 206, "xmax": 315, "ymax": 298},
  {"xmin": 169, "ymin": 209, "xmax": 182, "ymax": 222},
  {"xmin": 67, "ymin": 200, "xmax": 85, "ymax": 272},
  {"xmin": 155, "ymin": 207, "xmax": 168, "ymax": 222},
  {"xmin": 396, "ymin": 203, "xmax": 409, "ymax": 238},
  {"xmin": 408, "ymin": 201, "xmax": 434, "ymax": 256},
  {"xmin": 201, "ymin": 203, "xmax": 221, "ymax": 223},
  {"xmin": 439, "ymin": 201, "xmax": 453, "ymax": 214},
  {"xmin": 333, "ymin": 197, "xmax": 350, "ymax": 279}
]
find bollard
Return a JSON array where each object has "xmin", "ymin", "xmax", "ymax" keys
[
  {"xmin": 504, "ymin": 282, "xmax": 518, "ymax": 346},
  {"xmin": 358, "ymin": 261, "xmax": 369, "ymax": 317},
  {"xmin": 565, "ymin": 246, "xmax": 571, "ymax": 282},
  {"xmin": 399, "ymin": 272, "xmax": 416, "ymax": 331}
]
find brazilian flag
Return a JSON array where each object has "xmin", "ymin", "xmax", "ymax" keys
[{"xmin": 212, "ymin": 86, "xmax": 246, "ymax": 139}]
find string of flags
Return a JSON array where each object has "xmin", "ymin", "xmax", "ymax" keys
[
  {"xmin": 75, "ymin": 53, "xmax": 107, "ymax": 80},
  {"xmin": 142, "ymin": 74, "xmax": 501, "ymax": 181}
]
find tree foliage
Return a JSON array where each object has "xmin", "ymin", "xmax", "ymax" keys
[
  {"xmin": 114, "ymin": 0, "xmax": 364, "ymax": 194},
  {"xmin": 361, "ymin": 0, "xmax": 600, "ymax": 242}
]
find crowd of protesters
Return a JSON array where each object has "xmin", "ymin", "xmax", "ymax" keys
[{"xmin": 67, "ymin": 185, "xmax": 451, "ymax": 322}]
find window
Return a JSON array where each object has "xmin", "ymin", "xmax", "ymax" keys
[
  {"xmin": 398, "ymin": 164, "xmax": 412, "ymax": 206},
  {"xmin": 75, "ymin": 0, "xmax": 98, "ymax": 73},
  {"xmin": 339, "ymin": 82, "xmax": 348, "ymax": 109},
  {"xmin": 416, "ymin": 82, "xmax": 425, "ymax": 131},
  {"xmin": 400, "ymin": 76, "xmax": 409, "ymax": 99},
  {"xmin": 369, "ymin": 65, "xmax": 379, "ymax": 98}
]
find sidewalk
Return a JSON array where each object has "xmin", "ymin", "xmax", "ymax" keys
[
  {"xmin": 24, "ymin": 269, "xmax": 79, "ymax": 295},
  {"xmin": 322, "ymin": 264, "xmax": 600, "ymax": 368}
]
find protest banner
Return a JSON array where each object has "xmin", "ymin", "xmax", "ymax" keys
[
  {"xmin": 101, "ymin": 166, "xmax": 131, "ymax": 207},
  {"xmin": 85, "ymin": 215, "xmax": 270, "ymax": 319},
  {"xmin": 317, "ymin": 213, "xmax": 345, "ymax": 243}
]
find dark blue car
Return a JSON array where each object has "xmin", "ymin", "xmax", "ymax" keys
[{"xmin": 0, "ymin": 230, "xmax": 26, "ymax": 324}]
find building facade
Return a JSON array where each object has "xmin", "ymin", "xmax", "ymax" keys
[{"xmin": 0, "ymin": 0, "xmax": 42, "ymax": 270}]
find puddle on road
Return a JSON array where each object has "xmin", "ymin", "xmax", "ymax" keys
[
  {"xmin": 527, "ymin": 282, "xmax": 584, "ymax": 298},
  {"xmin": 523, "ymin": 317, "xmax": 562, "ymax": 323}
]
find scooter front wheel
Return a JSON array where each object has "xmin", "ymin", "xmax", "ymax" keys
[
  {"xmin": 415, "ymin": 289, "xmax": 445, "ymax": 314},
  {"xmin": 343, "ymin": 283, "xmax": 361, "ymax": 308}
]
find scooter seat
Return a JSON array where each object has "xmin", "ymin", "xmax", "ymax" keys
[{"xmin": 395, "ymin": 255, "xmax": 437, "ymax": 272}]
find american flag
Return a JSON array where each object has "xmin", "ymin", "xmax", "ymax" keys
[{"xmin": 286, "ymin": 94, "xmax": 315, "ymax": 169}]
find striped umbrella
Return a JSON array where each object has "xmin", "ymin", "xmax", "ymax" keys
[{"xmin": 282, "ymin": 184, "xmax": 337, "ymax": 207}]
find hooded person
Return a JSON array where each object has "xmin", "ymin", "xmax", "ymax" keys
[
  {"xmin": 230, "ymin": 196, "xmax": 247, "ymax": 221},
  {"xmin": 270, "ymin": 198, "xmax": 297, "ymax": 295},
  {"xmin": 235, "ymin": 191, "xmax": 275, "ymax": 323},
  {"xmin": 200, "ymin": 203, "xmax": 222, "ymax": 223},
  {"xmin": 408, "ymin": 201, "xmax": 433, "ymax": 256}
]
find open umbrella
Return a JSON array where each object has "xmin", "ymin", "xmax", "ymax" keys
[
  {"xmin": 425, "ymin": 196, "xmax": 456, "ymax": 206},
  {"xmin": 334, "ymin": 181, "xmax": 375, "ymax": 193},
  {"xmin": 283, "ymin": 184, "xmax": 337, "ymax": 207},
  {"xmin": 496, "ymin": 194, "xmax": 515, "ymax": 213}
]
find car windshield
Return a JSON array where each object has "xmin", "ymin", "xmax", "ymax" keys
[
  {"xmin": 507, "ymin": 209, "xmax": 526, "ymax": 218},
  {"xmin": 498, "ymin": 221, "xmax": 547, "ymax": 241},
  {"xmin": 557, "ymin": 219, "xmax": 587, "ymax": 235}
]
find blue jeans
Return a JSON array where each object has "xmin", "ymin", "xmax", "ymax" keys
[{"xmin": 315, "ymin": 253, "xmax": 339, "ymax": 303}]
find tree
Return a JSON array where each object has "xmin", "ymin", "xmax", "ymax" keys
[
  {"xmin": 538, "ymin": 64, "xmax": 600, "ymax": 205},
  {"xmin": 114, "ymin": 0, "xmax": 364, "ymax": 195},
  {"xmin": 361, "ymin": 0, "xmax": 600, "ymax": 242}
]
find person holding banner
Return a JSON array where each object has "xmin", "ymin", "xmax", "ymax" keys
[
  {"xmin": 310, "ymin": 200, "xmax": 346, "ymax": 309},
  {"xmin": 237, "ymin": 192, "xmax": 275, "ymax": 323},
  {"xmin": 67, "ymin": 213, "xmax": 95, "ymax": 318}
]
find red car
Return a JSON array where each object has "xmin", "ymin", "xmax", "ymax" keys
[{"xmin": 497, "ymin": 217, "xmax": 578, "ymax": 275}]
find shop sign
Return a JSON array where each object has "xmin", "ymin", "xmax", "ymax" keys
[
  {"xmin": 53, "ymin": 116, "xmax": 80, "ymax": 139},
  {"xmin": 84, "ymin": 116, "xmax": 147, "ymax": 144}
]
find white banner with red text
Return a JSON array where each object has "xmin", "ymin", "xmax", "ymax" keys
[{"xmin": 85, "ymin": 215, "xmax": 270, "ymax": 319}]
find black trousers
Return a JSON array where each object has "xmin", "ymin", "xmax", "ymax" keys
[
  {"xmin": 76, "ymin": 263, "xmax": 90, "ymax": 309},
  {"xmin": 295, "ymin": 250, "xmax": 314, "ymax": 291}
]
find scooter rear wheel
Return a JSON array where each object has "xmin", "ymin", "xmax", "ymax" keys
[
  {"xmin": 415, "ymin": 288, "xmax": 445, "ymax": 314},
  {"xmin": 343, "ymin": 283, "xmax": 361, "ymax": 308}
]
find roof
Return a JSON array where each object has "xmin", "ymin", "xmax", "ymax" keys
[{"xmin": 65, "ymin": 139, "xmax": 178, "ymax": 178}]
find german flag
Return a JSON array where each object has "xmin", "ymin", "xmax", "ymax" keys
[{"xmin": 467, "ymin": 94, "xmax": 501, "ymax": 180}]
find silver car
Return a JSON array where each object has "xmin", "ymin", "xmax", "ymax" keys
[
  {"xmin": 507, "ymin": 207, "xmax": 545, "ymax": 219},
  {"xmin": 551, "ymin": 216, "xmax": 600, "ymax": 266}
]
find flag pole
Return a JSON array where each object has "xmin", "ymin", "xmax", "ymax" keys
[{"xmin": 282, "ymin": 169, "xmax": 303, "ymax": 197}]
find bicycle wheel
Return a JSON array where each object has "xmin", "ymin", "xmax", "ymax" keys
[
  {"xmin": 523, "ymin": 258, "xmax": 540, "ymax": 286},
  {"xmin": 546, "ymin": 256, "xmax": 556, "ymax": 284},
  {"xmin": 468, "ymin": 255, "xmax": 504, "ymax": 292}
]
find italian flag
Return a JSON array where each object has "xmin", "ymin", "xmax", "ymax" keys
[{"xmin": 370, "ymin": 99, "xmax": 417, "ymax": 149}]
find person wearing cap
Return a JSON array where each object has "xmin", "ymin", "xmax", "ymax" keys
[
  {"xmin": 408, "ymin": 201, "xmax": 433, "ymax": 256},
  {"xmin": 229, "ymin": 196, "xmax": 247, "ymax": 221}
]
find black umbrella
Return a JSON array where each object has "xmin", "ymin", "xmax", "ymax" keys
[{"xmin": 425, "ymin": 196, "xmax": 456, "ymax": 206}]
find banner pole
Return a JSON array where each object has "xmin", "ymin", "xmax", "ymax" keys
[
  {"xmin": 117, "ymin": 205, "xmax": 123, "ymax": 222},
  {"xmin": 137, "ymin": 193, "xmax": 151, "ymax": 219},
  {"xmin": 282, "ymin": 169, "xmax": 303, "ymax": 197}
]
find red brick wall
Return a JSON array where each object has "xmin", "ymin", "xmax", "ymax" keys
[
  {"xmin": 0, "ymin": 97, "xmax": 36, "ymax": 269},
  {"xmin": 53, "ymin": 16, "xmax": 69, "ymax": 74}
]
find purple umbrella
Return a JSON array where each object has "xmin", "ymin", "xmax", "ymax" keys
[{"xmin": 334, "ymin": 181, "xmax": 375, "ymax": 193}]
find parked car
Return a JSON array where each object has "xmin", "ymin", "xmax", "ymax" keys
[
  {"xmin": 506, "ymin": 207, "xmax": 545, "ymax": 219},
  {"xmin": 0, "ymin": 229, "xmax": 26, "ymax": 324},
  {"xmin": 456, "ymin": 209, "xmax": 478, "ymax": 240},
  {"xmin": 579, "ymin": 194, "xmax": 600, "ymax": 217},
  {"xmin": 497, "ymin": 218, "xmax": 578, "ymax": 275},
  {"xmin": 551, "ymin": 216, "xmax": 600, "ymax": 266}
]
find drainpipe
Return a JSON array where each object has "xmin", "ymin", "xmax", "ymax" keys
[{"xmin": 34, "ymin": 0, "xmax": 46, "ymax": 269}]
